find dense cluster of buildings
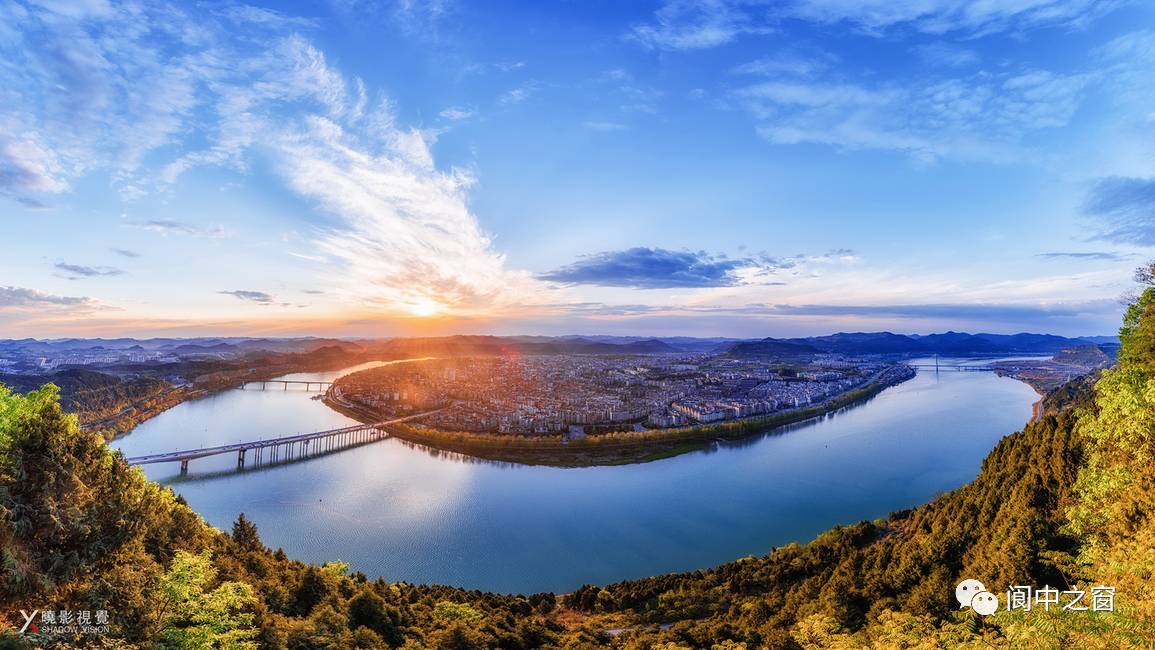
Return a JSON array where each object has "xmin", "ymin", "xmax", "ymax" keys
[
  {"xmin": 334, "ymin": 355, "xmax": 914, "ymax": 436},
  {"xmin": 0, "ymin": 348, "xmax": 179, "ymax": 373},
  {"xmin": 33, "ymin": 351, "xmax": 176, "ymax": 370}
]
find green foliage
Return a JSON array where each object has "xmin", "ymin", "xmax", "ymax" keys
[
  {"xmin": 432, "ymin": 601, "xmax": 485, "ymax": 625},
  {"xmin": 156, "ymin": 550, "xmax": 258, "ymax": 649},
  {"xmin": 0, "ymin": 383, "xmax": 157, "ymax": 597},
  {"xmin": 1068, "ymin": 288, "xmax": 1155, "ymax": 554},
  {"xmin": 348, "ymin": 590, "xmax": 403, "ymax": 646},
  {"xmin": 0, "ymin": 370, "xmax": 180, "ymax": 440},
  {"xmin": 231, "ymin": 514, "xmax": 262, "ymax": 552}
]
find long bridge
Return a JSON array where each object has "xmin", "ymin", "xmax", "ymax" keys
[
  {"xmin": 908, "ymin": 364, "xmax": 995, "ymax": 371},
  {"xmin": 124, "ymin": 411, "xmax": 432, "ymax": 474},
  {"xmin": 241, "ymin": 379, "xmax": 333, "ymax": 392}
]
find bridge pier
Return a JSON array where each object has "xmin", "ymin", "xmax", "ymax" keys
[
  {"xmin": 180, "ymin": 459, "xmax": 189, "ymax": 475},
  {"xmin": 237, "ymin": 448, "xmax": 246, "ymax": 469}
]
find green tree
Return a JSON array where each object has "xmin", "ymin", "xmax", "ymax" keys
[
  {"xmin": 432, "ymin": 601, "xmax": 484, "ymax": 626},
  {"xmin": 156, "ymin": 550, "xmax": 259, "ymax": 649},
  {"xmin": 231, "ymin": 513, "xmax": 262, "ymax": 551},
  {"xmin": 349, "ymin": 590, "xmax": 404, "ymax": 646}
]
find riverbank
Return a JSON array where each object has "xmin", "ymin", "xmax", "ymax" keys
[
  {"xmin": 324, "ymin": 370, "xmax": 914, "ymax": 467},
  {"xmin": 81, "ymin": 352, "xmax": 383, "ymax": 441}
]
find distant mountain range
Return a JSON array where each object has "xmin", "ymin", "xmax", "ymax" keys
[
  {"xmin": 0, "ymin": 337, "xmax": 363, "ymax": 356},
  {"xmin": 0, "ymin": 332, "xmax": 1121, "ymax": 362},
  {"xmin": 363, "ymin": 335, "xmax": 685, "ymax": 357},
  {"xmin": 726, "ymin": 331, "xmax": 1119, "ymax": 357}
]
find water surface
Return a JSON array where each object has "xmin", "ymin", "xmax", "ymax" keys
[{"xmin": 112, "ymin": 359, "xmax": 1037, "ymax": 593}]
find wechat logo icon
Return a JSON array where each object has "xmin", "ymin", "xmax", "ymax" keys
[{"xmin": 956, "ymin": 578, "xmax": 999, "ymax": 616}]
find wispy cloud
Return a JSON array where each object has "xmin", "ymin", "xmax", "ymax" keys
[
  {"xmin": 1082, "ymin": 176, "xmax": 1155, "ymax": 246},
  {"xmin": 736, "ymin": 68, "xmax": 1091, "ymax": 163},
  {"xmin": 913, "ymin": 42, "xmax": 980, "ymax": 67},
  {"xmin": 110, "ymin": 247, "xmax": 141, "ymax": 258},
  {"xmin": 546, "ymin": 299, "xmax": 1119, "ymax": 324},
  {"xmin": 219, "ymin": 290, "xmax": 275, "ymax": 304},
  {"xmin": 784, "ymin": 0, "xmax": 1122, "ymax": 36},
  {"xmin": 629, "ymin": 0, "xmax": 773, "ymax": 51},
  {"xmin": 731, "ymin": 48, "xmax": 839, "ymax": 77},
  {"xmin": 498, "ymin": 85, "xmax": 533, "ymax": 106},
  {"xmin": 125, "ymin": 219, "xmax": 227, "ymax": 238},
  {"xmin": 1, "ymin": 1, "xmax": 532, "ymax": 320},
  {"xmin": 582, "ymin": 121, "xmax": 628, "ymax": 132},
  {"xmin": 0, "ymin": 286, "xmax": 97, "ymax": 309},
  {"xmin": 630, "ymin": 0, "xmax": 1124, "ymax": 50},
  {"xmin": 463, "ymin": 60, "xmax": 526, "ymax": 75},
  {"xmin": 1036, "ymin": 251, "xmax": 1129, "ymax": 261},
  {"xmin": 242, "ymin": 41, "xmax": 536, "ymax": 317},
  {"xmin": 750, "ymin": 301, "xmax": 1118, "ymax": 320},
  {"xmin": 0, "ymin": 134, "xmax": 69, "ymax": 202},
  {"xmin": 54, "ymin": 262, "xmax": 124, "ymax": 279},
  {"xmin": 539, "ymin": 247, "xmax": 794, "ymax": 289},
  {"xmin": 439, "ymin": 106, "xmax": 475, "ymax": 120}
]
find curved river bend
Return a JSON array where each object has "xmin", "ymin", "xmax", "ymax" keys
[{"xmin": 112, "ymin": 359, "xmax": 1038, "ymax": 594}]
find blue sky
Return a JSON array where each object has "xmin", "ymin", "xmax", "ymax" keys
[{"xmin": 1, "ymin": 0, "xmax": 1154, "ymax": 339}]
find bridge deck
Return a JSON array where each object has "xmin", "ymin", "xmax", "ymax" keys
[
  {"xmin": 124, "ymin": 412, "xmax": 428, "ymax": 465},
  {"xmin": 245, "ymin": 380, "xmax": 333, "ymax": 385}
]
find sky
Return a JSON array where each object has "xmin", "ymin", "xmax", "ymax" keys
[{"xmin": 1, "ymin": 0, "xmax": 1154, "ymax": 339}]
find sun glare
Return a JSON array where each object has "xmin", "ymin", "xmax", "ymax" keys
[{"xmin": 405, "ymin": 297, "xmax": 443, "ymax": 317}]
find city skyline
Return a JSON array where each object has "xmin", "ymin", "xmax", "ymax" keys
[{"xmin": 3, "ymin": 0, "xmax": 1155, "ymax": 339}]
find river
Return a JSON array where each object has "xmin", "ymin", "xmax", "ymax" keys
[{"xmin": 111, "ymin": 358, "xmax": 1039, "ymax": 594}]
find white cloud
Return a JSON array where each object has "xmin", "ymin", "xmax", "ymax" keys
[
  {"xmin": 629, "ymin": 0, "xmax": 774, "ymax": 51},
  {"xmin": 219, "ymin": 289, "xmax": 275, "ymax": 304},
  {"xmin": 2, "ymin": 0, "xmax": 532, "ymax": 317},
  {"xmin": 784, "ymin": 0, "xmax": 1123, "ymax": 36},
  {"xmin": 630, "ymin": 0, "xmax": 1126, "ymax": 48},
  {"xmin": 498, "ymin": 86, "xmax": 532, "ymax": 106},
  {"xmin": 124, "ymin": 219, "xmax": 227, "ymax": 238},
  {"xmin": 913, "ymin": 42, "xmax": 980, "ymax": 67},
  {"xmin": 0, "ymin": 285, "xmax": 100, "ymax": 311},
  {"xmin": 0, "ymin": 1, "xmax": 312, "ymax": 202},
  {"xmin": 731, "ymin": 48, "xmax": 839, "ymax": 77},
  {"xmin": 439, "ymin": 106, "xmax": 475, "ymax": 120},
  {"xmin": 582, "ymin": 121, "xmax": 628, "ymax": 132},
  {"xmin": 736, "ymin": 67, "xmax": 1093, "ymax": 163},
  {"xmin": 0, "ymin": 134, "xmax": 69, "ymax": 197},
  {"xmin": 277, "ymin": 112, "xmax": 532, "ymax": 313}
]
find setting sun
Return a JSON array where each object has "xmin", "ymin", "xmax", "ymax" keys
[{"xmin": 404, "ymin": 297, "xmax": 444, "ymax": 318}]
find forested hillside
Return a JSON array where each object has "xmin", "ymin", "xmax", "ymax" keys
[
  {"xmin": 0, "ymin": 272, "xmax": 1152, "ymax": 648},
  {"xmin": 0, "ymin": 369, "xmax": 181, "ymax": 439}
]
